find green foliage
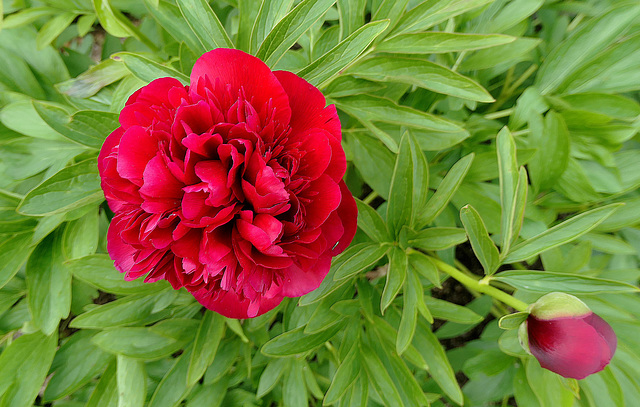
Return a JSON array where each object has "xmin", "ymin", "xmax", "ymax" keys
[{"xmin": 1, "ymin": 1, "xmax": 639, "ymax": 406}]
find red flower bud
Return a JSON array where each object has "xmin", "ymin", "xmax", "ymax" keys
[{"xmin": 519, "ymin": 292, "xmax": 617, "ymax": 380}]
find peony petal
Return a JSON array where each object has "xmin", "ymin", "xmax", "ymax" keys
[
  {"xmin": 190, "ymin": 49, "xmax": 291, "ymax": 126},
  {"xmin": 117, "ymin": 126, "xmax": 158, "ymax": 183},
  {"xmin": 191, "ymin": 286, "xmax": 283, "ymax": 319},
  {"xmin": 331, "ymin": 180, "xmax": 358, "ymax": 255},
  {"xmin": 280, "ymin": 254, "xmax": 332, "ymax": 297},
  {"xmin": 273, "ymin": 70, "xmax": 341, "ymax": 140}
]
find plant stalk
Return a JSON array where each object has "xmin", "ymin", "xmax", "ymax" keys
[{"xmin": 430, "ymin": 257, "xmax": 529, "ymax": 312}]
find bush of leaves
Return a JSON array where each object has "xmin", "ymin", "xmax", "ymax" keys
[{"xmin": 1, "ymin": 0, "xmax": 639, "ymax": 406}]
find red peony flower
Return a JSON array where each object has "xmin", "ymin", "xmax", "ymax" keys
[
  {"xmin": 98, "ymin": 48, "xmax": 357, "ymax": 318},
  {"xmin": 519, "ymin": 292, "xmax": 617, "ymax": 379}
]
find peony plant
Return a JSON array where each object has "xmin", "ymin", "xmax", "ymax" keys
[{"xmin": 0, "ymin": 1, "xmax": 639, "ymax": 407}]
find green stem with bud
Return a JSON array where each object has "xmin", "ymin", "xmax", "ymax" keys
[{"xmin": 430, "ymin": 257, "xmax": 529, "ymax": 312}]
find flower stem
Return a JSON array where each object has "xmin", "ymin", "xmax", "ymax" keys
[{"xmin": 430, "ymin": 257, "xmax": 529, "ymax": 312}]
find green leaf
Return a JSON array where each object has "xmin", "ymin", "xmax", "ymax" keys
[
  {"xmin": 348, "ymin": 55, "xmax": 494, "ymax": 102},
  {"xmin": 423, "ymin": 296, "xmax": 483, "ymax": 324},
  {"xmin": 414, "ymin": 319, "xmax": 463, "ymax": 405},
  {"xmin": 297, "ymin": 20, "xmax": 389, "ymax": 87},
  {"xmin": 187, "ymin": 311, "xmax": 225, "ymax": 386},
  {"xmin": 498, "ymin": 312, "xmax": 528, "ymax": 330},
  {"xmin": 493, "ymin": 271, "xmax": 640, "ymax": 295},
  {"xmin": 57, "ymin": 59, "xmax": 128, "ymax": 98},
  {"xmin": 256, "ymin": 0, "xmax": 338, "ymax": 67},
  {"xmin": 333, "ymin": 243, "xmax": 390, "ymax": 281},
  {"xmin": 36, "ymin": 12, "xmax": 78, "ymax": 50},
  {"xmin": 68, "ymin": 254, "xmax": 168, "ymax": 295},
  {"xmin": 408, "ymin": 227, "xmax": 467, "ymax": 251},
  {"xmin": 503, "ymin": 204, "xmax": 622, "ymax": 263},
  {"xmin": 283, "ymin": 359, "xmax": 307, "ymax": 407},
  {"xmin": 257, "ymin": 358, "xmax": 288, "ymax": 398},
  {"xmin": 92, "ymin": 322, "xmax": 195, "ymax": 359},
  {"xmin": 348, "ymin": 131, "xmax": 395, "ymax": 199},
  {"xmin": 501, "ymin": 167, "xmax": 528, "ymax": 254},
  {"xmin": 0, "ymin": 331, "xmax": 57, "ymax": 407},
  {"xmin": 407, "ymin": 249, "xmax": 440, "ymax": 287},
  {"xmin": 354, "ymin": 201, "xmax": 390, "ymax": 245},
  {"xmin": 116, "ymin": 355, "xmax": 146, "ymax": 407},
  {"xmin": 461, "ymin": 205, "xmax": 500, "ymax": 275},
  {"xmin": 93, "ymin": 0, "xmax": 135, "ymax": 38},
  {"xmin": 250, "ymin": 0, "xmax": 294, "ymax": 53},
  {"xmin": 360, "ymin": 343, "xmax": 404, "ymax": 406},
  {"xmin": 177, "ymin": 0, "xmax": 233, "ymax": 50},
  {"xmin": 387, "ymin": 133, "xmax": 414, "ymax": 235},
  {"xmin": 18, "ymin": 159, "xmax": 103, "ymax": 216},
  {"xmin": 148, "ymin": 347, "xmax": 195, "ymax": 407},
  {"xmin": 535, "ymin": 4, "xmax": 640, "ymax": 94},
  {"xmin": 44, "ymin": 331, "xmax": 114, "ymax": 401},
  {"xmin": 34, "ymin": 102, "xmax": 119, "ymax": 149},
  {"xmin": 337, "ymin": 0, "xmax": 366, "ymax": 38},
  {"xmin": 324, "ymin": 345, "xmax": 361, "ymax": 405},
  {"xmin": 459, "ymin": 37, "xmax": 541, "ymax": 71},
  {"xmin": 26, "ymin": 232, "xmax": 71, "ymax": 335},
  {"xmin": 113, "ymin": 52, "xmax": 189, "ymax": 85},
  {"xmin": 69, "ymin": 290, "xmax": 174, "ymax": 329},
  {"xmin": 377, "ymin": 32, "xmax": 515, "ymax": 54},
  {"xmin": 86, "ymin": 361, "xmax": 118, "ymax": 407},
  {"xmin": 143, "ymin": 0, "xmax": 206, "ymax": 54},
  {"xmin": 418, "ymin": 153, "xmax": 474, "ymax": 227},
  {"xmin": 62, "ymin": 208, "xmax": 99, "ymax": 260},
  {"xmin": 528, "ymin": 111, "xmax": 570, "ymax": 191},
  {"xmin": 393, "ymin": 0, "xmax": 493, "ymax": 34},
  {"xmin": 261, "ymin": 321, "xmax": 346, "ymax": 357},
  {"xmin": 381, "ymin": 247, "xmax": 407, "ymax": 313},
  {"xmin": 2, "ymin": 8, "xmax": 57, "ymax": 30},
  {"xmin": 0, "ymin": 232, "xmax": 34, "ymax": 290},
  {"xmin": 397, "ymin": 271, "xmax": 420, "ymax": 355},
  {"xmin": 496, "ymin": 126, "xmax": 519, "ymax": 252},
  {"xmin": 335, "ymin": 94, "xmax": 467, "ymax": 134},
  {"xmin": 324, "ymin": 76, "xmax": 385, "ymax": 97}
]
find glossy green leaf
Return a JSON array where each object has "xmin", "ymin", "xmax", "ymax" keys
[
  {"xmin": 393, "ymin": 0, "xmax": 493, "ymax": 34},
  {"xmin": 418, "ymin": 153, "xmax": 474, "ymax": 227},
  {"xmin": 414, "ymin": 319, "xmax": 463, "ymax": 405},
  {"xmin": 354, "ymin": 199, "xmax": 391, "ymax": 242},
  {"xmin": 324, "ymin": 345, "xmax": 361, "ymax": 405},
  {"xmin": 333, "ymin": 243, "xmax": 390, "ymax": 281},
  {"xmin": 113, "ymin": 52, "xmax": 189, "ymax": 85},
  {"xmin": 461, "ymin": 205, "xmax": 499, "ymax": 275},
  {"xmin": 116, "ymin": 355, "xmax": 146, "ymax": 407},
  {"xmin": 423, "ymin": 296, "xmax": 484, "ymax": 324},
  {"xmin": 335, "ymin": 94, "xmax": 467, "ymax": 134},
  {"xmin": 349, "ymin": 55, "xmax": 494, "ymax": 102},
  {"xmin": 408, "ymin": 227, "xmax": 467, "ymax": 251},
  {"xmin": 261, "ymin": 321, "xmax": 346, "ymax": 357},
  {"xmin": 177, "ymin": 0, "xmax": 233, "ymax": 50},
  {"xmin": 283, "ymin": 359, "xmax": 307, "ymax": 407},
  {"xmin": 26, "ymin": 232, "xmax": 71, "ymax": 335},
  {"xmin": 387, "ymin": 133, "xmax": 413, "ymax": 235},
  {"xmin": 528, "ymin": 111, "xmax": 570, "ymax": 191},
  {"xmin": 44, "ymin": 331, "xmax": 114, "ymax": 401},
  {"xmin": 504, "ymin": 204, "xmax": 622, "ymax": 263},
  {"xmin": 93, "ymin": 0, "xmax": 135, "ymax": 38},
  {"xmin": 298, "ymin": 20, "xmax": 389, "ymax": 87},
  {"xmin": 0, "ymin": 331, "xmax": 57, "ymax": 407},
  {"xmin": 381, "ymin": 247, "xmax": 407, "ymax": 313},
  {"xmin": 34, "ymin": 102, "xmax": 119, "ymax": 149},
  {"xmin": 68, "ymin": 254, "xmax": 168, "ymax": 295},
  {"xmin": 35, "ymin": 12, "xmax": 78, "ymax": 50},
  {"xmin": 18, "ymin": 159, "xmax": 103, "ymax": 216},
  {"xmin": 86, "ymin": 361, "xmax": 118, "ymax": 407},
  {"xmin": 187, "ymin": 311, "xmax": 225, "ymax": 386},
  {"xmin": 256, "ymin": 0, "xmax": 337, "ymax": 67},
  {"xmin": 397, "ymin": 271, "xmax": 420, "ymax": 355},
  {"xmin": 148, "ymin": 347, "xmax": 195, "ymax": 407},
  {"xmin": 536, "ymin": 4, "xmax": 640, "ymax": 94},
  {"xmin": 360, "ymin": 343, "xmax": 404, "ymax": 407},
  {"xmin": 379, "ymin": 32, "xmax": 515, "ymax": 54},
  {"xmin": 250, "ymin": 0, "xmax": 294, "ymax": 52},
  {"xmin": 493, "ymin": 271, "xmax": 639, "ymax": 294},
  {"xmin": 143, "ymin": 0, "xmax": 205, "ymax": 54},
  {"xmin": 0, "ymin": 232, "xmax": 34, "ymax": 290},
  {"xmin": 498, "ymin": 312, "xmax": 528, "ymax": 330},
  {"xmin": 257, "ymin": 358, "xmax": 288, "ymax": 398},
  {"xmin": 348, "ymin": 131, "xmax": 395, "ymax": 199},
  {"xmin": 407, "ymin": 249, "xmax": 440, "ymax": 287}
]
